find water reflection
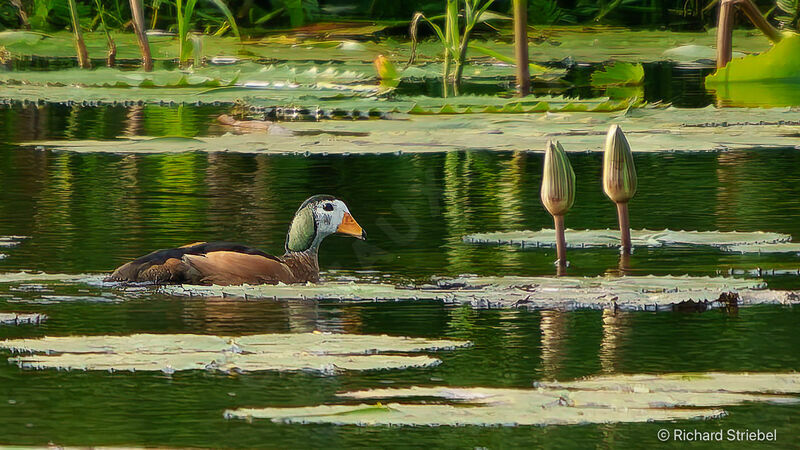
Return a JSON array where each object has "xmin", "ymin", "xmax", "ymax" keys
[
  {"xmin": 539, "ymin": 310, "xmax": 568, "ymax": 379},
  {"xmin": 599, "ymin": 309, "xmax": 629, "ymax": 374},
  {"xmin": 0, "ymin": 145, "xmax": 799, "ymax": 278}
]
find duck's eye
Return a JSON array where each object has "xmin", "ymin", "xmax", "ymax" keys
[{"xmin": 323, "ymin": 203, "xmax": 334, "ymax": 212}]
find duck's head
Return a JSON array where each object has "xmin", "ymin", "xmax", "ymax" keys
[{"xmin": 285, "ymin": 195, "xmax": 366, "ymax": 253}]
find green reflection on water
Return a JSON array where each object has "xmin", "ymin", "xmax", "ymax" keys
[{"xmin": 0, "ymin": 106, "xmax": 799, "ymax": 447}]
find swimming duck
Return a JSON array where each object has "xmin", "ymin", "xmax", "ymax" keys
[{"xmin": 105, "ymin": 195, "xmax": 366, "ymax": 285}]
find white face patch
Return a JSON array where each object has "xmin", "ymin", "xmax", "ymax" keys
[{"xmin": 313, "ymin": 199, "xmax": 349, "ymax": 239}]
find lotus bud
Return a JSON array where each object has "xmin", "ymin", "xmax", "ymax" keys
[
  {"xmin": 541, "ymin": 140, "xmax": 576, "ymax": 217},
  {"xmin": 374, "ymin": 55, "xmax": 399, "ymax": 81},
  {"xmin": 602, "ymin": 124, "xmax": 637, "ymax": 203},
  {"xmin": 541, "ymin": 140, "xmax": 575, "ymax": 269},
  {"xmin": 603, "ymin": 124, "xmax": 637, "ymax": 253}
]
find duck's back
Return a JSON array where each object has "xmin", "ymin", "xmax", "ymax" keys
[{"xmin": 106, "ymin": 242, "xmax": 294, "ymax": 285}]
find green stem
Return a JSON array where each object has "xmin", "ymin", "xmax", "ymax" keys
[{"xmin": 513, "ymin": 0, "xmax": 530, "ymax": 96}]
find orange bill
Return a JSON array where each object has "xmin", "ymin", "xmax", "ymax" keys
[{"xmin": 337, "ymin": 212, "xmax": 366, "ymax": 240}]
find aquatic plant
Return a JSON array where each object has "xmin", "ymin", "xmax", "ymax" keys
[
  {"xmin": 408, "ymin": 0, "xmax": 498, "ymax": 96},
  {"xmin": 175, "ymin": 0, "xmax": 240, "ymax": 67},
  {"xmin": 373, "ymin": 54, "xmax": 400, "ymax": 90},
  {"xmin": 776, "ymin": 0, "xmax": 800, "ymax": 29},
  {"xmin": 540, "ymin": 140, "xmax": 575, "ymax": 269},
  {"xmin": 93, "ymin": 0, "xmax": 116, "ymax": 66},
  {"xmin": 716, "ymin": 0, "xmax": 782, "ymax": 68},
  {"xmin": 512, "ymin": 0, "xmax": 530, "ymax": 96},
  {"xmin": 67, "ymin": 0, "xmax": 90, "ymax": 68},
  {"xmin": 227, "ymin": 372, "xmax": 800, "ymax": 427},
  {"xmin": 129, "ymin": 0, "xmax": 153, "ymax": 71},
  {"xmin": 590, "ymin": 61, "xmax": 644, "ymax": 86},
  {"xmin": 602, "ymin": 125, "xmax": 637, "ymax": 254}
]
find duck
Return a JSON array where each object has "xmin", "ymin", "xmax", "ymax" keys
[{"xmin": 105, "ymin": 195, "xmax": 366, "ymax": 285}]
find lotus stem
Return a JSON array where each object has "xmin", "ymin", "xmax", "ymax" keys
[
  {"xmin": 67, "ymin": 0, "xmax": 90, "ymax": 69},
  {"xmin": 10, "ymin": 0, "xmax": 29, "ymax": 29},
  {"xmin": 107, "ymin": 40, "xmax": 117, "ymax": 67},
  {"xmin": 618, "ymin": 250, "xmax": 630, "ymax": 276},
  {"xmin": 553, "ymin": 214, "xmax": 567, "ymax": 269},
  {"xmin": 541, "ymin": 140, "xmax": 575, "ymax": 269},
  {"xmin": 616, "ymin": 202, "xmax": 632, "ymax": 253},
  {"xmin": 737, "ymin": 0, "xmax": 782, "ymax": 43},
  {"xmin": 129, "ymin": 0, "xmax": 153, "ymax": 72},
  {"xmin": 513, "ymin": 0, "xmax": 530, "ymax": 97},
  {"xmin": 603, "ymin": 125, "xmax": 637, "ymax": 254},
  {"xmin": 716, "ymin": 0, "xmax": 734, "ymax": 68}
]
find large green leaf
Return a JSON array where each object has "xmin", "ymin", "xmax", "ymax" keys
[
  {"xmin": 706, "ymin": 33, "xmax": 800, "ymax": 84},
  {"xmin": 590, "ymin": 62, "xmax": 644, "ymax": 86}
]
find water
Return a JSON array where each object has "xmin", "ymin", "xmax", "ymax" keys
[{"xmin": 0, "ymin": 104, "xmax": 799, "ymax": 447}]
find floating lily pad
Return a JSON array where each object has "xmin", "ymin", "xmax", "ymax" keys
[
  {"xmin": 21, "ymin": 106, "xmax": 800, "ymax": 155},
  {"xmin": 0, "ymin": 272, "xmax": 91, "ymax": 283},
  {"xmin": 159, "ymin": 274, "xmax": 792, "ymax": 312},
  {"xmin": 225, "ymin": 372, "xmax": 800, "ymax": 427},
  {"xmin": 0, "ymin": 28, "xmax": 772, "ymax": 65},
  {"xmin": 0, "ymin": 333, "xmax": 470, "ymax": 373},
  {"xmin": 537, "ymin": 372, "xmax": 800, "ymax": 395},
  {"xmin": 590, "ymin": 62, "xmax": 644, "ymax": 86},
  {"xmin": 462, "ymin": 228, "xmax": 791, "ymax": 249},
  {"xmin": 662, "ymin": 45, "xmax": 746, "ymax": 64},
  {"xmin": 0, "ymin": 63, "xmax": 372, "ymax": 89},
  {"xmin": 725, "ymin": 242, "xmax": 800, "ymax": 254},
  {"xmin": 706, "ymin": 33, "xmax": 800, "ymax": 85},
  {"xmin": 0, "ymin": 236, "xmax": 28, "ymax": 248},
  {"xmin": 0, "ymin": 312, "xmax": 46, "ymax": 325}
]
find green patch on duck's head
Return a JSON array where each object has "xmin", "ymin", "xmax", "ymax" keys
[
  {"xmin": 286, "ymin": 204, "xmax": 317, "ymax": 252},
  {"xmin": 286, "ymin": 195, "xmax": 365, "ymax": 253}
]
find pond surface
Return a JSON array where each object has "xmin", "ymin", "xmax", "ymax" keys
[{"xmin": 0, "ymin": 106, "xmax": 799, "ymax": 447}]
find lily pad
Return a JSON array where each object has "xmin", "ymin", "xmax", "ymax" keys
[
  {"xmin": 462, "ymin": 228, "xmax": 791, "ymax": 249},
  {"xmin": 537, "ymin": 372, "xmax": 800, "ymax": 395},
  {"xmin": 706, "ymin": 33, "xmax": 800, "ymax": 85},
  {"xmin": 724, "ymin": 242, "xmax": 800, "ymax": 254},
  {"xmin": 0, "ymin": 313, "xmax": 46, "ymax": 325},
  {"xmin": 0, "ymin": 236, "xmax": 28, "ymax": 248},
  {"xmin": 21, "ymin": 106, "xmax": 800, "ymax": 155},
  {"xmin": 0, "ymin": 272, "xmax": 91, "ymax": 283},
  {"xmin": 0, "ymin": 28, "xmax": 773, "ymax": 65},
  {"xmin": 662, "ymin": 45, "xmax": 745, "ymax": 64},
  {"xmin": 160, "ymin": 274, "xmax": 792, "ymax": 312},
  {"xmin": 590, "ymin": 62, "xmax": 644, "ymax": 86},
  {"xmin": 0, "ymin": 333, "xmax": 470, "ymax": 373},
  {"xmin": 225, "ymin": 372, "xmax": 800, "ymax": 427},
  {"xmin": 0, "ymin": 63, "xmax": 373, "ymax": 89}
]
